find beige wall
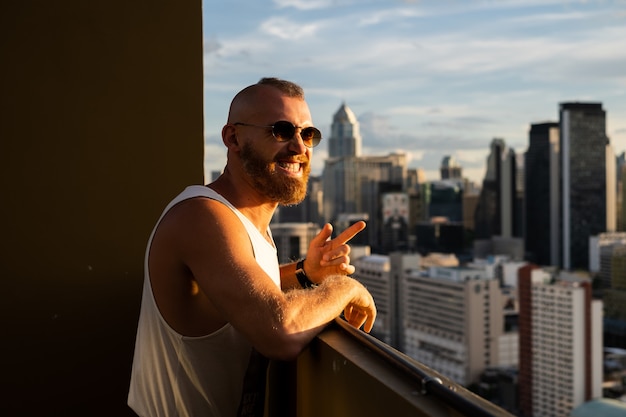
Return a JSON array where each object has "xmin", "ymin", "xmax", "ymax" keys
[{"xmin": 0, "ymin": 1, "xmax": 204, "ymax": 415}]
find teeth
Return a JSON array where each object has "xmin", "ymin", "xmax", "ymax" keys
[{"xmin": 278, "ymin": 162, "xmax": 300, "ymax": 173}]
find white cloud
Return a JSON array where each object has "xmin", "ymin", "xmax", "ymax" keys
[
  {"xmin": 272, "ymin": 0, "xmax": 336, "ymax": 10},
  {"xmin": 357, "ymin": 7, "xmax": 425, "ymax": 26},
  {"xmin": 260, "ymin": 17, "xmax": 322, "ymax": 39}
]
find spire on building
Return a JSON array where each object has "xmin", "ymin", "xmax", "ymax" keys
[
  {"xmin": 328, "ymin": 102, "xmax": 362, "ymax": 158},
  {"xmin": 333, "ymin": 101, "xmax": 358, "ymax": 124}
]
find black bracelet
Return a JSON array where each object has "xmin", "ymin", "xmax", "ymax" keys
[{"xmin": 295, "ymin": 259, "xmax": 317, "ymax": 289}]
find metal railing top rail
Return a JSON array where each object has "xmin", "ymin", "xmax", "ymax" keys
[{"xmin": 334, "ymin": 317, "xmax": 514, "ymax": 417}]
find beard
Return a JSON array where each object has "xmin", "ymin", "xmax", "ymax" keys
[{"xmin": 240, "ymin": 141, "xmax": 310, "ymax": 205}]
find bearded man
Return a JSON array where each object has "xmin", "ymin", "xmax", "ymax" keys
[{"xmin": 128, "ymin": 77, "xmax": 376, "ymax": 417}]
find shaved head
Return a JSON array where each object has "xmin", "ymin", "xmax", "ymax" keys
[{"xmin": 227, "ymin": 78, "xmax": 304, "ymax": 124}]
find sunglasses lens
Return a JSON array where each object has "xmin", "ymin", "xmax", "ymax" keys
[
  {"xmin": 271, "ymin": 121, "xmax": 322, "ymax": 148},
  {"xmin": 301, "ymin": 127, "xmax": 322, "ymax": 147},
  {"xmin": 272, "ymin": 121, "xmax": 297, "ymax": 142}
]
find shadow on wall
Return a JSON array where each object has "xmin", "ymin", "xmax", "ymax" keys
[{"xmin": 2, "ymin": 273, "xmax": 142, "ymax": 417}]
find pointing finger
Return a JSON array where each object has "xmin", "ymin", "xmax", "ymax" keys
[{"xmin": 332, "ymin": 221, "xmax": 366, "ymax": 247}]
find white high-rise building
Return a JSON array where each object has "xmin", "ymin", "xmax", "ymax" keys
[
  {"xmin": 519, "ymin": 267, "xmax": 603, "ymax": 417},
  {"xmin": 400, "ymin": 266, "xmax": 518, "ymax": 386},
  {"xmin": 353, "ymin": 253, "xmax": 420, "ymax": 347},
  {"xmin": 353, "ymin": 254, "xmax": 393, "ymax": 345}
]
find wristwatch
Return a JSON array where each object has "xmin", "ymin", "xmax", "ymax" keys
[{"xmin": 295, "ymin": 259, "xmax": 317, "ymax": 289}]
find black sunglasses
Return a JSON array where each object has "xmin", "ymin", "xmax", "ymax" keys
[{"xmin": 233, "ymin": 121, "xmax": 322, "ymax": 148}]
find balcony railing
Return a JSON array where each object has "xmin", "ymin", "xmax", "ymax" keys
[{"xmin": 266, "ymin": 318, "xmax": 514, "ymax": 417}]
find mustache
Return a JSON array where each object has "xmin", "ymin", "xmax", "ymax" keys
[{"xmin": 274, "ymin": 153, "xmax": 310, "ymax": 164}]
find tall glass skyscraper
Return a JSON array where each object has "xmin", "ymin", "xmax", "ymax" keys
[
  {"xmin": 560, "ymin": 102, "xmax": 613, "ymax": 269},
  {"xmin": 524, "ymin": 122, "xmax": 560, "ymax": 266}
]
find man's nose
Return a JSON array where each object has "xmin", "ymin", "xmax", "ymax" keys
[{"xmin": 287, "ymin": 130, "xmax": 308, "ymax": 153}]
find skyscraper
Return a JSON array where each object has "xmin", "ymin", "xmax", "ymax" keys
[
  {"xmin": 560, "ymin": 102, "xmax": 614, "ymax": 269},
  {"xmin": 518, "ymin": 266, "xmax": 603, "ymax": 417},
  {"xmin": 524, "ymin": 122, "xmax": 560, "ymax": 266},
  {"xmin": 475, "ymin": 139, "xmax": 520, "ymax": 239},
  {"xmin": 474, "ymin": 139, "xmax": 523, "ymax": 258},
  {"xmin": 617, "ymin": 153, "xmax": 626, "ymax": 231},
  {"xmin": 322, "ymin": 103, "xmax": 407, "ymax": 249},
  {"xmin": 328, "ymin": 102, "xmax": 361, "ymax": 158}
]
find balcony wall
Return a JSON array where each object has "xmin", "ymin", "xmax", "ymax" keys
[{"xmin": 267, "ymin": 319, "xmax": 515, "ymax": 417}]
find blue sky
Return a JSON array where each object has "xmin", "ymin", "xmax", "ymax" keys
[{"xmin": 202, "ymin": 0, "xmax": 626, "ymax": 183}]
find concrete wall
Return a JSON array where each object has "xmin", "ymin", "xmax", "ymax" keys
[{"xmin": 0, "ymin": 1, "xmax": 204, "ymax": 415}]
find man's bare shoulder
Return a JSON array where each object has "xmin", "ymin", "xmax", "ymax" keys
[
  {"xmin": 151, "ymin": 195, "xmax": 253, "ymax": 264},
  {"xmin": 159, "ymin": 196, "xmax": 240, "ymax": 232}
]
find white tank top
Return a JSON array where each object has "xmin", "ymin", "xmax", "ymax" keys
[{"xmin": 128, "ymin": 186, "xmax": 280, "ymax": 417}]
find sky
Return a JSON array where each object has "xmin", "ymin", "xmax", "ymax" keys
[{"xmin": 202, "ymin": 0, "xmax": 626, "ymax": 184}]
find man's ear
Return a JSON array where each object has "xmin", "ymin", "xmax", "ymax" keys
[{"xmin": 222, "ymin": 124, "xmax": 240, "ymax": 149}]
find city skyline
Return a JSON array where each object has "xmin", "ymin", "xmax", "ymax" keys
[{"xmin": 202, "ymin": 0, "xmax": 626, "ymax": 184}]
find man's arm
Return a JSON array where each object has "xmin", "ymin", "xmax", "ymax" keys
[{"xmin": 167, "ymin": 199, "xmax": 376, "ymax": 361}]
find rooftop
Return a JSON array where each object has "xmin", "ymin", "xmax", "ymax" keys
[{"xmin": 570, "ymin": 398, "xmax": 626, "ymax": 417}]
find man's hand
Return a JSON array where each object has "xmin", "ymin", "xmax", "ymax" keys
[
  {"xmin": 343, "ymin": 279, "xmax": 376, "ymax": 333},
  {"xmin": 304, "ymin": 221, "xmax": 366, "ymax": 284}
]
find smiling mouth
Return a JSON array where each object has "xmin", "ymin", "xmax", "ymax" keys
[{"xmin": 277, "ymin": 161, "xmax": 303, "ymax": 173}]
